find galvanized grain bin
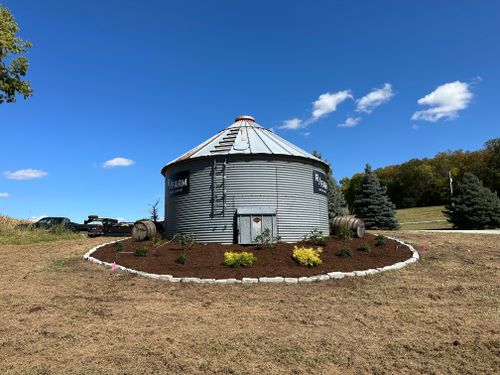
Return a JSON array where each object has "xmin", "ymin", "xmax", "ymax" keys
[{"xmin": 161, "ymin": 115, "xmax": 330, "ymax": 244}]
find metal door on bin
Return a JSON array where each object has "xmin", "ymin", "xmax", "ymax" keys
[{"xmin": 238, "ymin": 214, "xmax": 276, "ymax": 244}]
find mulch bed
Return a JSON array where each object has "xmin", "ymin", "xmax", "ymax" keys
[
  {"xmin": 92, "ymin": 234, "xmax": 412, "ymax": 279},
  {"xmin": 92, "ymin": 233, "xmax": 412, "ymax": 278}
]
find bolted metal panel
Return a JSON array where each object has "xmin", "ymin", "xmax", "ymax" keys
[{"xmin": 164, "ymin": 154, "xmax": 328, "ymax": 243}]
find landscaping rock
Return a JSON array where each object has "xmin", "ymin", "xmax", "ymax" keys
[
  {"xmin": 181, "ymin": 277, "xmax": 201, "ymax": 283},
  {"xmin": 310, "ymin": 275, "xmax": 329, "ymax": 281},
  {"xmin": 298, "ymin": 277, "xmax": 313, "ymax": 283},
  {"xmin": 259, "ymin": 277, "xmax": 284, "ymax": 283},
  {"xmin": 327, "ymin": 272, "xmax": 345, "ymax": 279},
  {"xmin": 199, "ymin": 279, "xmax": 216, "ymax": 284}
]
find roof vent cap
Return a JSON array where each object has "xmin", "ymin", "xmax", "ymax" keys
[{"xmin": 235, "ymin": 115, "xmax": 255, "ymax": 122}]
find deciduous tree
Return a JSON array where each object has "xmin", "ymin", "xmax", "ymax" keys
[{"xmin": 0, "ymin": 4, "xmax": 32, "ymax": 104}]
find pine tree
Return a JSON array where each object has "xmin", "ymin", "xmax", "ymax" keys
[
  {"xmin": 353, "ymin": 164, "xmax": 399, "ymax": 229},
  {"xmin": 312, "ymin": 151, "xmax": 346, "ymax": 219},
  {"xmin": 443, "ymin": 173, "xmax": 500, "ymax": 229}
]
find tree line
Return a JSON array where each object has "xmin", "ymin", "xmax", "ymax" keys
[{"xmin": 340, "ymin": 138, "xmax": 500, "ymax": 210}]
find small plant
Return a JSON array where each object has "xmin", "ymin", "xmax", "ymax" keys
[
  {"xmin": 306, "ymin": 228, "xmax": 327, "ymax": 246},
  {"xmin": 149, "ymin": 199, "xmax": 160, "ymax": 222},
  {"xmin": 176, "ymin": 254, "xmax": 188, "ymax": 264},
  {"xmin": 223, "ymin": 251, "xmax": 257, "ymax": 268},
  {"xmin": 292, "ymin": 246, "xmax": 323, "ymax": 267},
  {"xmin": 359, "ymin": 243, "xmax": 371, "ymax": 253},
  {"xmin": 173, "ymin": 233, "xmax": 196, "ymax": 251},
  {"xmin": 152, "ymin": 233, "xmax": 162, "ymax": 247},
  {"xmin": 254, "ymin": 228, "xmax": 281, "ymax": 249},
  {"xmin": 375, "ymin": 235, "xmax": 385, "ymax": 247},
  {"xmin": 337, "ymin": 222, "xmax": 352, "ymax": 240},
  {"xmin": 114, "ymin": 241, "xmax": 124, "ymax": 252},
  {"xmin": 135, "ymin": 247, "xmax": 147, "ymax": 257},
  {"xmin": 337, "ymin": 248, "xmax": 352, "ymax": 257}
]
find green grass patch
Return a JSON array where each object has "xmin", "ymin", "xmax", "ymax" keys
[
  {"xmin": 396, "ymin": 205, "xmax": 452, "ymax": 230},
  {"xmin": 48, "ymin": 258, "xmax": 70, "ymax": 271}
]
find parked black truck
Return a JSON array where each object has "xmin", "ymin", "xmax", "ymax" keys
[{"xmin": 18, "ymin": 217, "xmax": 98, "ymax": 232}]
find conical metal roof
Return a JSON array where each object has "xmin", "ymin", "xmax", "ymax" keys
[{"xmin": 161, "ymin": 115, "xmax": 328, "ymax": 173}]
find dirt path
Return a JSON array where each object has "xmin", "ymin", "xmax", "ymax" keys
[{"xmin": 0, "ymin": 233, "xmax": 499, "ymax": 374}]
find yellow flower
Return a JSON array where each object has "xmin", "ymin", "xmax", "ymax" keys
[{"xmin": 292, "ymin": 246, "xmax": 322, "ymax": 267}]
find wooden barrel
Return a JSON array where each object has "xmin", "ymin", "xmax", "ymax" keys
[
  {"xmin": 331, "ymin": 216, "xmax": 365, "ymax": 238},
  {"xmin": 132, "ymin": 220, "xmax": 157, "ymax": 241}
]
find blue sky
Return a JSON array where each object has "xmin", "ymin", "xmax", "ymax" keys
[{"xmin": 1, "ymin": 0, "xmax": 499, "ymax": 221}]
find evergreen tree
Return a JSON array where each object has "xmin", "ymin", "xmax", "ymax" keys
[
  {"xmin": 312, "ymin": 151, "xmax": 346, "ymax": 219},
  {"xmin": 353, "ymin": 164, "xmax": 399, "ymax": 229},
  {"xmin": 443, "ymin": 173, "xmax": 500, "ymax": 229}
]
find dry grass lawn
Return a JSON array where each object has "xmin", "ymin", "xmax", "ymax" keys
[{"xmin": 0, "ymin": 232, "xmax": 499, "ymax": 374}]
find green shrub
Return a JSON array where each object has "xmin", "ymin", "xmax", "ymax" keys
[
  {"xmin": 135, "ymin": 247, "xmax": 147, "ymax": 257},
  {"xmin": 114, "ymin": 241, "xmax": 124, "ymax": 252},
  {"xmin": 337, "ymin": 248, "xmax": 352, "ymax": 257},
  {"xmin": 336, "ymin": 222, "xmax": 352, "ymax": 240},
  {"xmin": 359, "ymin": 243, "xmax": 371, "ymax": 253},
  {"xmin": 306, "ymin": 228, "xmax": 327, "ymax": 246},
  {"xmin": 375, "ymin": 235, "xmax": 385, "ymax": 247},
  {"xmin": 254, "ymin": 228, "xmax": 281, "ymax": 249},
  {"xmin": 176, "ymin": 254, "xmax": 188, "ymax": 264},
  {"xmin": 152, "ymin": 233, "xmax": 162, "ymax": 247},
  {"xmin": 292, "ymin": 246, "xmax": 323, "ymax": 267},
  {"xmin": 173, "ymin": 233, "xmax": 196, "ymax": 251},
  {"xmin": 223, "ymin": 251, "xmax": 257, "ymax": 268}
]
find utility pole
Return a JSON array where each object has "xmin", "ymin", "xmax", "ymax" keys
[
  {"xmin": 449, "ymin": 171, "xmax": 454, "ymax": 207},
  {"xmin": 449, "ymin": 171, "xmax": 453, "ymax": 196}
]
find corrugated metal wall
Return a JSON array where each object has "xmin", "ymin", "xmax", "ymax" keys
[{"xmin": 164, "ymin": 155, "xmax": 329, "ymax": 243}]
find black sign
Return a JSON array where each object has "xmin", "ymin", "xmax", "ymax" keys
[
  {"xmin": 167, "ymin": 170, "xmax": 190, "ymax": 197},
  {"xmin": 313, "ymin": 170, "xmax": 328, "ymax": 195}
]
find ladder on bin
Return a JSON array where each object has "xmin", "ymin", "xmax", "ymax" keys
[{"xmin": 211, "ymin": 157, "xmax": 227, "ymax": 217}]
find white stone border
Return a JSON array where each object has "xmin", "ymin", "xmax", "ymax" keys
[{"xmin": 83, "ymin": 236, "xmax": 419, "ymax": 284}]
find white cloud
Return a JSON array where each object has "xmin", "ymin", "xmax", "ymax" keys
[
  {"xmin": 356, "ymin": 83, "xmax": 394, "ymax": 113},
  {"xmin": 102, "ymin": 157, "xmax": 135, "ymax": 168},
  {"xmin": 279, "ymin": 118, "xmax": 303, "ymax": 130},
  {"xmin": 411, "ymin": 81, "xmax": 473, "ymax": 122},
  {"xmin": 0, "ymin": 192, "xmax": 10, "ymax": 198},
  {"xmin": 4, "ymin": 169, "xmax": 48, "ymax": 180},
  {"xmin": 301, "ymin": 131, "xmax": 311, "ymax": 137},
  {"xmin": 311, "ymin": 90, "xmax": 352, "ymax": 121},
  {"xmin": 338, "ymin": 117, "xmax": 361, "ymax": 128},
  {"xmin": 280, "ymin": 89, "xmax": 352, "ymax": 131},
  {"xmin": 411, "ymin": 124, "xmax": 420, "ymax": 130}
]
